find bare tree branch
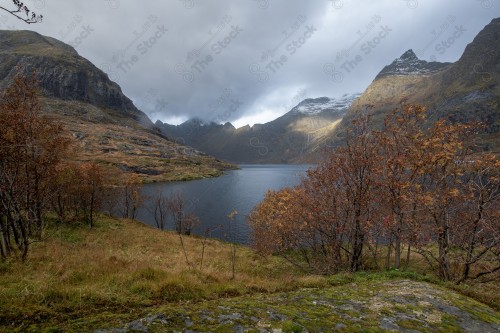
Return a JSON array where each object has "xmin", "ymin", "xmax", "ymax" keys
[{"xmin": 0, "ymin": 1, "xmax": 43, "ymax": 24}]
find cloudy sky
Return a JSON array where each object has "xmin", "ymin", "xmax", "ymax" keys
[{"xmin": 1, "ymin": 0, "xmax": 498, "ymax": 127}]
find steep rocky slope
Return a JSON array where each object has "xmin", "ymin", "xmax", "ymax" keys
[
  {"xmin": 0, "ymin": 30, "xmax": 234, "ymax": 181},
  {"xmin": 324, "ymin": 18, "xmax": 499, "ymax": 154},
  {"xmin": 375, "ymin": 49, "xmax": 451, "ymax": 80},
  {"xmin": 0, "ymin": 30, "xmax": 151, "ymax": 127}
]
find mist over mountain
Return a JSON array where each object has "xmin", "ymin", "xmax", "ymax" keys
[
  {"xmin": 2, "ymin": 17, "xmax": 498, "ymax": 168},
  {"xmin": 156, "ymin": 18, "xmax": 499, "ymax": 163},
  {"xmin": 156, "ymin": 94, "xmax": 360, "ymax": 163}
]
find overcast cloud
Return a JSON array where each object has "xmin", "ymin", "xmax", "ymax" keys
[{"xmin": 1, "ymin": 0, "xmax": 498, "ymax": 127}]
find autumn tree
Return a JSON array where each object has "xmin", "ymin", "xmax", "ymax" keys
[
  {"xmin": 301, "ymin": 162, "xmax": 353, "ymax": 272},
  {"xmin": 168, "ymin": 190, "xmax": 186, "ymax": 234},
  {"xmin": 120, "ymin": 174, "xmax": 144, "ymax": 219},
  {"xmin": 78, "ymin": 163, "xmax": 106, "ymax": 228},
  {"xmin": 250, "ymin": 111, "xmax": 380, "ymax": 274},
  {"xmin": 376, "ymin": 108, "xmax": 499, "ymax": 282},
  {"xmin": 147, "ymin": 189, "xmax": 170, "ymax": 230},
  {"xmin": 0, "ymin": 72, "xmax": 71, "ymax": 258},
  {"xmin": 374, "ymin": 104, "xmax": 427, "ymax": 269},
  {"xmin": 413, "ymin": 120, "xmax": 476, "ymax": 280},
  {"xmin": 51, "ymin": 162, "xmax": 80, "ymax": 221},
  {"xmin": 182, "ymin": 213, "xmax": 201, "ymax": 236},
  {"xmin": 250, "ymin": 186, "xmax": 325, "ymax": 272},
  {"xmin": 50, "ymin": 161, "xmax": 116, "ymax": 229},
  {"xmin": 454, "ymin": 154, "xmax": 500, "ymax": 283},
  {"xmin": 249, "ymin": 103, "xmax": 499, "ymax": 282},
  {"xmin": 455, "ymin": 154, "xmax": 500, "ymax": 283},
  {"xmin": 334, "ymin": 112, "xmax": 380, "ymax": 272},
  {"xmin": 250, "ymin": 189, "xmax": 303, "ymax": 262},
  {"xmin": 167, "ymin": 190, "xmax": 200, "ymax": 235}
]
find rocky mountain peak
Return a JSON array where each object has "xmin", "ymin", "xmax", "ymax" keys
[
  {"xmin": 400, "ymin": 49, "xmax": 419, "ymax": 61},
  {"xmin": 291, "ymin": 93, "xmax": 361, "ymax": 116},
  {"xmin": 375, "ymin": 49, "xmax": 451, "ymax": 80}
]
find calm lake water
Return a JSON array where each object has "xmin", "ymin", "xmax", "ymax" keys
[{"xmin": 137, "ymin": 164, "xmax": 313, "ymax": 244}]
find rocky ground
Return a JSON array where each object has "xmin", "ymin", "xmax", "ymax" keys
[{"xmin": 95, "ymin": 279, "xmax": 500, "ymax": 332}]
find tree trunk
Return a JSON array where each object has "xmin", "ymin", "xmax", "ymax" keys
[
  {"xmin": 89, "ymin": 184, "xmax": 95, "ymax": 229},
  {"xmin": 373, "ymin": 238, "xmax": 380, "ymax": 270},
  {"xmin": 385, "ymin": 236, "xmax": 393, "ymax": 270},
  {"xmin": 17, "ymin": 217, "xmax": 29, "ymax": 261},
  {"xmin": 56, "ymin": 193, "xmax": 65, "ymax": 221},
  {"xmin": 404, "ymin": 244, "xmax": 411, "ymax": 270},
  {"xmin": 458, "ymin": 206, "xmax": 482, "ymax": 284},
  {"xmin": 0, "ymin": 215, "xmax": 7, "ymax": 258},
  {"xmin": 34, "ymin": 200, "xmax": 43, "ymax": 240},
  {"xmin": 394, "ymin": 225, "xmax": 402, "ymax": 269},
  {"xmin": 437, "ymin": 227, "xmax": 451, "ymax": 281},
  {"xmin": 9, "ymin": 215, "xmax": 21, "ymax": 251},
  {"xmin": 350, "ymin": 217, "xmax": 364, "ymax": 272}
]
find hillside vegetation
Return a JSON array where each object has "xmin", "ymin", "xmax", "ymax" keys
[
  {"xmin": 0, "ymin": 216, "xmax": 499, "ymax": 332},
  {"xmin": 0, "ymin": 215, "xmax": 323, "ymax": 331}
]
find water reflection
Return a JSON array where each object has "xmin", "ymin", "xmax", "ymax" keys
[{"xmin": 136, "ymin": 164, "xmax": 313, "ymax": 244}]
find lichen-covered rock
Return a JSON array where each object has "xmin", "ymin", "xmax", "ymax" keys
[{"xmin": 95, "ymin": 280, "xmax": 500, "ymax": 332}]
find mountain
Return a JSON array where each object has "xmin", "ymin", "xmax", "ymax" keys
[
  {"xmin": 156, "ymin": 94, "xmax": 360, "ymax": 163},
  {"xmin": 0, "ymin": 30, "xmax": 152, "ymax": 127},
  {"xmin": 323, "ymin": 18, "xmax": 500, "ymax": 154},
  {"xmin": 374, "ymin": 49, "xmax": 451, "ymax": 80},
  {"xmin": 292, "ymin": 95, "xmax": 359, "ymax": 116},
  {"xmin": 0, "ymin": 30, "xmax": 234, "ymax": 181},
  {"xmin": 159, "ymin": 18, "xmax": 499, "ymax": 163}
]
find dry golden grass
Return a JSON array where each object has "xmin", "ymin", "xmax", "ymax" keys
[
  {"xmin": 1, "ymin": 215, "xmax": 497, "ymax": 331},
  {"xmin": 0, "ymin": 216, "xmax": 325, "ymax": 330}
]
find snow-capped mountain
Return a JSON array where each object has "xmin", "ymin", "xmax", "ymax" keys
[
  {"xmin": 292, "ymin": 94, "xmax": 362, "ymax": 115},
  {"xmin": 157, "ymin": 92, "xmax": 361, "ymax": 163},
  {"xmin": 329, "ymin": 19, "xmax": 499, "ymax": 154},
  {"xmin": 375, "ymin": 49, "xmax": 451, "ymax": 80}
]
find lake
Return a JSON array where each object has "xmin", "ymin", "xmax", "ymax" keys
[{"xmin": 137, "ymin": 164, "xmax": 313, "ymax": 244}]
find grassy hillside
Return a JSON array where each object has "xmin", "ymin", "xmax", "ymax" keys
[
  {"xmin": 0, "ymin": 216, "xmax": 322, "ymax": 331},
  {"xmin": 43, "ymin": 99, "xmax": 235, "ymax": 183},
  {"xmin": 0, "ymin": 216, "xmax": 498, "ymax": 332}
]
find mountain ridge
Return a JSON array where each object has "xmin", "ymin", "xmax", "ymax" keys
[
  {"xmin": 0, "ymin": 29, "xmax": 235, "ymax": 181},
  {"xmin": 158, "ymin": 17, "xmax": 499, "ymax": 163},
  {"xmin": 156, "ymin": 93, "xmax": 361, "ymax": 163},
  {"xmin": 375, "ymin": 49, "xmax": 452, "ymax": 80},
  {"xmin": 0, "ymin": 30, "xmax": 152, "ymax": 127},
  {"xmin": 318, "ymin": 17, "xmax": 500, "ymax": 156}
]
